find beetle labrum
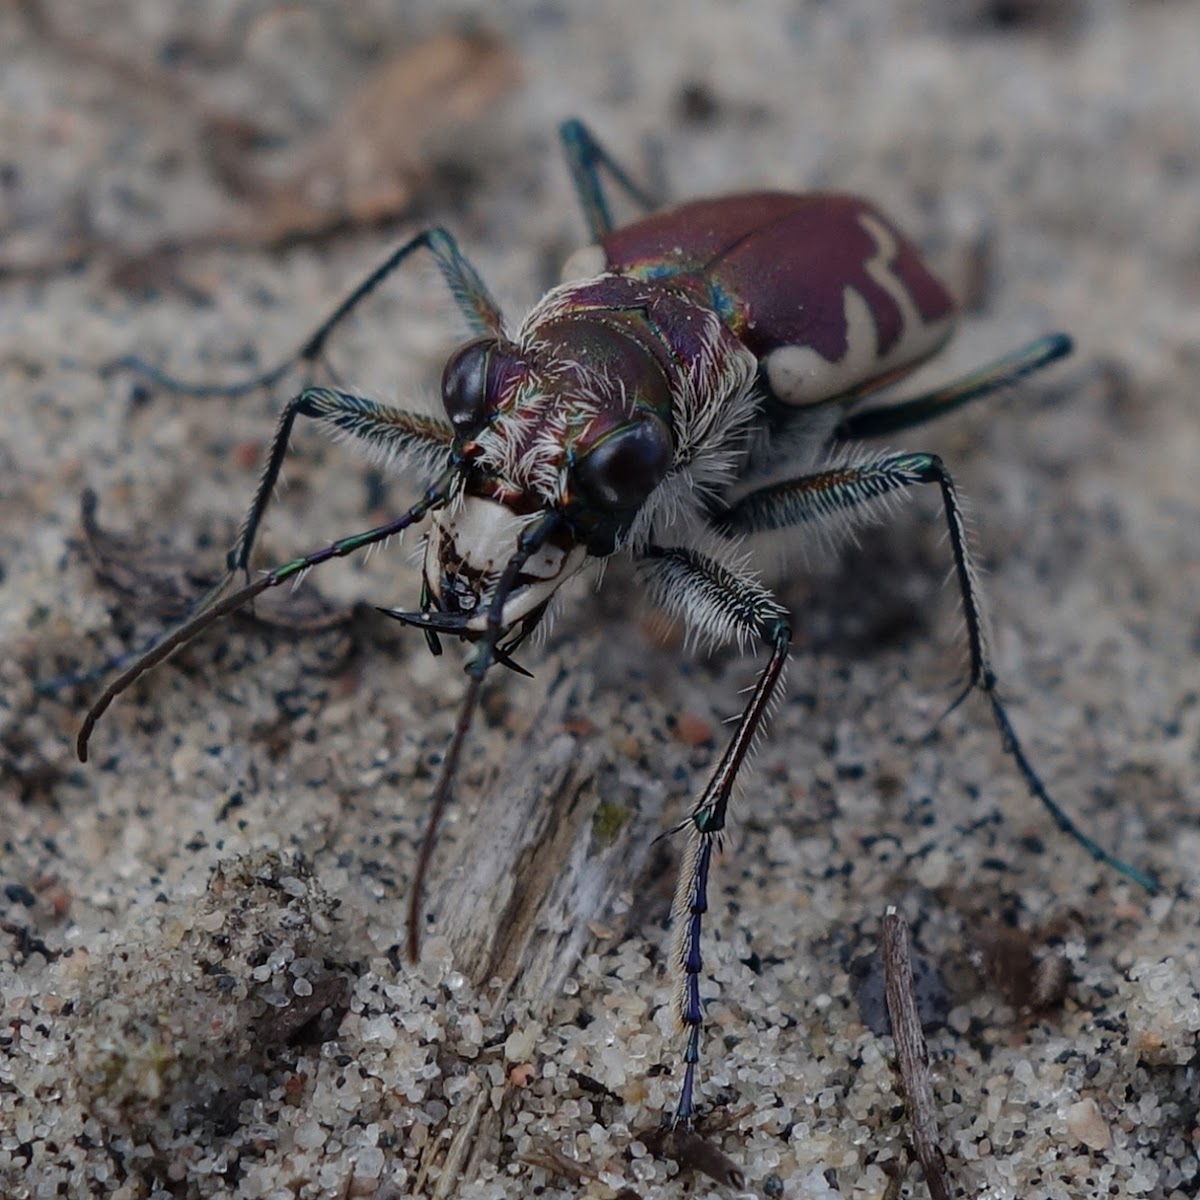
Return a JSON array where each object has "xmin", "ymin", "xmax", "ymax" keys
[{"xmin": 78, "ymin": 119, "xmax": 1155, "ymax": 1126}]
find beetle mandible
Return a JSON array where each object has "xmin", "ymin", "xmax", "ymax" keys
[{"xmin": 78, "ymin": 119, "xmax": 1156, "ymax": 1126}]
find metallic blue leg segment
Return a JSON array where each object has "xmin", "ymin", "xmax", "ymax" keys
[
  {"xmin": 667, "ymin": 624, "xmax": 789, "ymax": 1124},
  {"xmin": 674, "ymin": 830, "xmax": 715, "ymax": 1125},
  {"xmin": 559, "ymin": 118, "xmax": 659, "ymax": 241}
]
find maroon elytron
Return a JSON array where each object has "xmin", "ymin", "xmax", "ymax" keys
[{"xmin": 78, "ymin": 120, "xmax": 1153, "ymax": 1128}]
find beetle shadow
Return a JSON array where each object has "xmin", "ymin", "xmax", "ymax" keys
[{"xmin": 779, "ymin": 518, "xmax": 944, "ymax": 661}]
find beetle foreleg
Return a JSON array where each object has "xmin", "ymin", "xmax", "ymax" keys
[
  {"xmin": 76, "ymin": 469, "xmax": 457, "ymax": 763},
  {"xmin": 639, "ymin": 545, "xmax": 792, "ymax": 1125},
  {"xmin": 713, "ymin": 453, "xmax": 1158, "ymax": 892},
  {"xmin": 226, "ymin": 386, "xmax": 454, "ymax": 583},
  {"xmin": 834, "ymin": 334, "xmax": 1072, "ymax": 441},
  {"xmin": 294, "ymin": 226, "xmax": 506, "ymax": 366},
  {"xmin": 559, "ymin": 118, "xmax": 660, "ymax": 242}
]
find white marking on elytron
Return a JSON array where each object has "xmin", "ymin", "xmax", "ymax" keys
[
  {"xmin": 858, "ymin": 212, "xmax": 955, "ymax": 382},
  {"xmin": 765, "ymin": 211, "xmax": 955, "ymax": 408},
  {"xmin": 560, "ymin": 243, "xmax": 607, "ymax": 283},
  {"xmin": 424, "ymin": 496, "xmax": 588, "ymax": 633}
]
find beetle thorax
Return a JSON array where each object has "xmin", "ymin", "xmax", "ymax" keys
[{"xmin": 497, "ymin": 276, "xmax": 762, "ymax": 517}]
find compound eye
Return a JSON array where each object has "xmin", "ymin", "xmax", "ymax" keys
[
  {"xmin": 574, "ymin": 414, "xmax": 673, "ymax": 511},
  {"xmin": 441, "ymin": 338, "xmax": 496, "ymax": 436}
]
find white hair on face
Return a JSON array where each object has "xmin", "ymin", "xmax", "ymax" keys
[{"xmin": 628, "ymin": 325, "xmax": 761, "ymax": 553}]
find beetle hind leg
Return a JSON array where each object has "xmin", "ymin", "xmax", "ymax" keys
[
  {"xmin": 834, "ymin": 333, "xmax": 1073, "ymax": 441},
  {"xmin": 712, "ymin": 452, "xmax": 1158, "ymax": 892}
]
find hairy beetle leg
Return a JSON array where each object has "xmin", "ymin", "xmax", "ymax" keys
[
  {"xmin": 638, "ymin": 544, "xmax": 793, "ymax": 1124},
  {"xmin": 714, "ymin": 451, "xmax": 1157, "ymax": 891},
  {"xmin": 226, "ymin": 387, "xmax": 454, "ymax": 580},
  {"xmin": 78, "ymin": 224, "xmax": 509, "ymax": 746},
  {"xmin": 102, "ymin": 227, "xmax": 507, "ymax": 404}
]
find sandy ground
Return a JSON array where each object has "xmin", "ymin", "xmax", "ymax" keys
[{"xmin": 2, "ymin": 2, "xmax": 1198, "ymax": 1198}]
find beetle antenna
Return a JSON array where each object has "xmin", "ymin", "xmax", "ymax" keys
[
  {"xmin": 77, "ymin": 474, "xmax": 455, "ymax": 762},
  {"xmin": 405, "ymin": 511, "xmax": 563, "ymax": 961}
]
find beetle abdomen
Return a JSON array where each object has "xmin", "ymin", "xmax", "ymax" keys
[{"xmin": 602, "ymin": 193, "xmax": 956, "ymax": 408}]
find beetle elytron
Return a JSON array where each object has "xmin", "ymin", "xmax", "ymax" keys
[{"xmin": 78, "ymin": 119, "xmax": 1155, "ymax": 1125}]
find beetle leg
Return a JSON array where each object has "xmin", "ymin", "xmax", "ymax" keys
[
  {"xmin": 225, "ymin": 387, "xmax": 454, "ymax": 583},
  {"xmin": 638, "ymin": 544, "xmax": 793, "ymax": 1125},
  {"xmin": 713, "ymin": 452, "xmax": 1158, "ymax": 893},
  {"xmin": 81, "ymin": 225, "xmax": 495, "ymax": 730},
  {"xmin": 559, "ymin": 118, "xmax": 660, "ymax": 241},
  {"xmin": 60, "ymin": 389, "xmax": 455, "ymax": 701},
  {"xmin": 834, "ymin": 333, "xmax": 1072, "ymax": 441},
  {"xmin": 103, "ymin": 227, "xmax": 506, "ymax": 399},
  {"xmin": 77, "ymin": 467, "xmax": 458, "ymax": 763}
]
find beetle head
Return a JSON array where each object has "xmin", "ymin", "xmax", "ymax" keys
[{"xmin": 392, "ymin": 322, "xmax": 675, "ymax": 649}]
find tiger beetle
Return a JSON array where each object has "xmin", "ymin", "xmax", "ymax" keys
[{"xmin": 77, "ymin": 119, "xmax": 1157, "ymax": 1128}]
